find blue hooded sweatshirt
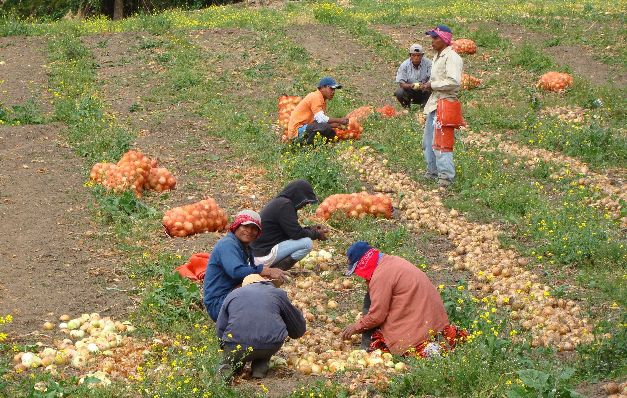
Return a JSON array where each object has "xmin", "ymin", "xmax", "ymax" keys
[{"xmin": 203, "ymin": 232, "xmax": 263, "ymax": 321}]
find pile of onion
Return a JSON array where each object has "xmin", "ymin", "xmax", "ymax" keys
[
  {"xmin": 376, "ymin": 104, "xmax": 397, "ymax": 118},
  {"xmin": 537, "ymin": 72, "xmax": 573, "ymax": 92},
  {"xmin": 452, "ymin": 39, "xmax": 477, "ymax": 54},
  {"xmin": 315, "ymin": 192, "xmax": 393, "ymax": 220},
  {"xmin": 335, "ymin": 118, "xmax": 364, "ymax": 140},
  {"xmin": 162, "ymin": 197, "xmax": 228, "ymax": 237},
  {"xmin": 90, "ymin": 150, "xmax": 176, "ymax": 197},
  {"xmin": 461, "ymin": 73, "xmax": 481, "ymax": 90}
]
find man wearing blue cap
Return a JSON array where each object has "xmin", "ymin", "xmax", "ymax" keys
[
  {"xmin": 416, "ymin": 25, "xmax": 464, "ymax": 187},
  {"xmin": 341, "ymin": 241, "xmax": 458, "ymax": 356},
  {"xmin": 287, "ymin": 76, "xmax": 350, "ymax": 145}
]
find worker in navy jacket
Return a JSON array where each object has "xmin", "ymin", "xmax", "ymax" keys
[
  {"xmin": 203, "ymin": 210, "xmax": 285, "ymax": 322},
  {"xmin": 216, "ymin": 274, "xmax": 306, "ymax": 381}
]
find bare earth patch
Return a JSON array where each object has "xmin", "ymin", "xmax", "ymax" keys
[
  {"xmin": 0, "ymin": 35, "xmax": 53, "ymax": 115},
  {"xmin": 0, "ymin": 124, "xmax": 132, "ymax": 336},
  {"xmin": 545, "ymin": 44, "xmax": 626, "ymax": 88},
  {"xmin": 286, "ymin": 24, "xmax": 397, "ymax": 105}
]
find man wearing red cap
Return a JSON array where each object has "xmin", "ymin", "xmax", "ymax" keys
[
  {"xmin": 341, "ymin": 241, "xmax": 467, "ymax": 357},
  {"xmin": 203, "ymin": 210, "xmax": 285, "ymax": 322},
  {"xmin": 416, "ymin": 25, "xmax": 464, "ymax": 187}
]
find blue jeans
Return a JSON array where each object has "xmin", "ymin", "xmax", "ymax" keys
[
  {"xmin": 423, "ymin": 111, "xmax": 455, "ymax": 181},
  {"xmin": 254, "ymin": 238, "xmax": 313, "ymax": 266},
  {"xmin": 275, "ymin": 238, "xmax": 313, "ymax": 262}
]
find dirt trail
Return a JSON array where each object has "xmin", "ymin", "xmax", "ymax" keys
[
  {"xmin": 0, "ymin": 36, "xmax": 53, "ymax": 115},
  {"xmin": 0, "ymin": 38, "xmax": 132, "ymax": 335},
  {"xmin": 0, "ymin": 123, "xmax": 132, "ymax": 335}
]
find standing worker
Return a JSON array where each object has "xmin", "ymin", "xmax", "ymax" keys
[
  {"xmin": 417, "ymin": 25, "xmax": 464, "ymax": 187},
  {"xmin": 394, "ymin": 44, "xmax": 432, "ymax": 109}
]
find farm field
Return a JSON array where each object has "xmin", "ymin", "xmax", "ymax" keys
[{"xmin": 0, "ymin": 1, "xmax": 625, "ymax": 397}]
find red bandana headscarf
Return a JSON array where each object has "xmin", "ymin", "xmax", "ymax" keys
[
  {"xmin": 354, "ymin": 248, "xmax": 381, "ymax": 281},
  {"xmin": 432, "ymin": 27, "xmax": 453, "ymax": 46},
  {"xmin": 228, "ymin": 212, "xmax": 262, "ymax": 235}
]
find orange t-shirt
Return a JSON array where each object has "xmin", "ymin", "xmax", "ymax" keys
[{"xmin": 287, "ymin": 90, "xmax": 327, "ymax": 139}]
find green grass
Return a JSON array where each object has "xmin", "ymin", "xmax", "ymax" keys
[{"xmin": 1, "ymin": 2, "xmax": 625, "ymax": 397}]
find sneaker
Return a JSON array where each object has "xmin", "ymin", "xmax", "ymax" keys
[
  {"xmin": 423, "ymin": 172, "xmax": 438, "ymax": 180},
  {"xmin": 438, "ymin": 178, "xmax": 452, "ymax": 187}
]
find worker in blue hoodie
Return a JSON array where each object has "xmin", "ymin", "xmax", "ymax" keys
[
  {"xmin": 203, "ymin": 210, "xmax": 285, "ymax": 322},
  {"xmin": 216, "ymin": 273, "xmax": 306, "ymax": 382},
  {"xmin": 251, "ymin": 179, "xmax": 329, "ymax": 270}
]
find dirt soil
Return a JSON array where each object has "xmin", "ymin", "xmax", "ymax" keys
[
  {"xmin": 286, "ymin": 24, "xmax": 397, "ymax": 105},
  {"xmin": 0, "ymin": 124, "xmax": 133, "ymax": 336},
  {"xmin": 0, "ymin": 36, "xmax": 53, "ymax": 114}
]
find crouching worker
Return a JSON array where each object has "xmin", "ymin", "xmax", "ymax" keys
[
  {"xmin": 287, "ymin": 76, "xmax": 349, "ymax": 145},
  {"xmin": 341, "ymin": 241, "xmax": 467, "ymax": 358},
  {"xmin": 203, "ymin": 210, "xmax": 286, "ymax": 322},
  {"xmin": 252, "ymin": 180, "xmax": 329, "ymax": 270},
  {"xmin": 216, "ymin": 274, "xmax": 306, "ymax": 382}
]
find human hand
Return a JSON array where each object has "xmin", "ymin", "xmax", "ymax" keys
[
  {"xmin": 341, "ymin": 117, "xmax": 350, "ymax": 125},
  {"xmin": 341, "ymin": 323, "xmax": 360, "ymax": 340},
  {"xmin": 421, "ymin": 82, "xmax": 432, "ymax": 91},
  {"xmin": 260, "ymin": 267, "xmax": 286, "ymax": 281}
]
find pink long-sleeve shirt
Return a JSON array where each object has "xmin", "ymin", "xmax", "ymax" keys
[{"xmin": 356, "ymin": 254, "xmax": 449, "ymax": 354}]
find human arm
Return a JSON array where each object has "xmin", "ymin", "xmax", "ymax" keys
[
  {"xmin": 218, "ymin": 241, "xmax": 264, "ymax": 280},
  {"xmin": 278, "ymin": 290, "xmax": 307, "ymax": 339},
  {"xmin": 216, "ymin": 297, "xmax": 230, "ymax": 340},
  {"xmin": 277, "ymin": 202, "xmax": 324, "ymax": 240}
]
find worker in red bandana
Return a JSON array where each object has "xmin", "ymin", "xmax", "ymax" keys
[
  {"xmin": 416, "ymin": 25, "xmax": 464, "ymax": 188},
  {"xmin": 203, "ymin": 210, "xmax": 286, "ymax": 322},
  {"xmin": 341, "ymin": 241, "xmax": 467, "ymax": 357}
]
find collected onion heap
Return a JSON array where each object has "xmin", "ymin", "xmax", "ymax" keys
[
  {"xmin": 461, "ymin": 73, "xmax": 481, "ymax": 90},
  {"xmin": 13, "ymin": 313, "xmax": 136, "ymax": 386},
  {"xmin": 452, "ymin": 39, "xmax": 477, "ymax": 54},
  {"xmin": 90, "ymin": 150, "xmax": 176, "ymax": 197},
  {"xmin": 315, "ymin": 192, "xmax": 393, "ymax": 221},
  {"xmin": 537, "ymin": 72, "xmax": 573, "ymax": 92},
  {"xmin": 300, "ymin": 248, "xmax": 335, "ymax": 271},
  {"xmin": 162, "ymin": 197, "xmax": 228, "ymax": 237}
]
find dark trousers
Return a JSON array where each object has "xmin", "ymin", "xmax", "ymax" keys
[
  {"xmin": 302, "ymin": 122, "xmax": 336, "ymax": 144},
  {"xmin": 219, "ymin": 344, "xmax": 280, "ymax": 380},
  {"xmin": 361, "ymin": 292, "xmax": 374, "ymax": 350},
  {"xmin": 394, "ymin": 87, "xmax": 430, "ymax": 108}
]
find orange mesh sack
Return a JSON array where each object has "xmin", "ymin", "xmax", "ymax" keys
[
  {"xmin": 315, "ymin": 192, "xmax": 393, "ymax": 221},
  {"xmin": 347, "ymin": 105, "xmax": 374, "ymax": 123},
  {"xmin": 162, "ymin": 198, "xmax": 228, "ymax": 238},
  {"xmin": 537, "ymin": 72, "xmax": 573, "ymax": 92},
  {"xmin": 335, "ymin": 118, "xmax": 364, "ymax": 140},
  {"xmin": 461, "ymin": 73, "xmax": 481, "ymax": 90},
  {"xmin": 452, "ymin": 39, "xmax": 477, "ymax": 54},
  {"xmin": 90, "ymin": 150, "xmax": 177, "ymax": 197},
  {"xmin": 277, "ymin": 95, "xmax": 302, "ymax": 141},
  {"xmin": 376, "ymin": 104, "xmax": 397, "ymax": 118}
]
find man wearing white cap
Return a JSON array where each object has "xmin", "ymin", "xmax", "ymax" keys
[
  {"xmin": 216, "ymin": 274, "xmax": 306, "ymax": 382},
  {"xmin": 394, "ymin": 43, "xmax": 432, "ymax": 109}
]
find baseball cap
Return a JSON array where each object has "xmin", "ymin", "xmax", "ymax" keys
[
  {"xmin": 344, "ymin": 241, "xmax": 373, "ymax": 276},
  {"xmin": 409, "ymin": 44, "xmax": 424, "ymax": 54},
  {"xmin": 317, "ymin": 76, "xmax": 343, "ymax": 89},
  {"xmin": 426, "ymin": 24, "xmax": 453, "ymax": 37}
]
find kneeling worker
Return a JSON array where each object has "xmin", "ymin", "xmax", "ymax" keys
[
  {"xmin": 394, "ymin": 44, "xmax": 432, "ymax": 109},
  {"xmin": 216, "ymin": 274, "xmax": 306, "ymax": 382}
]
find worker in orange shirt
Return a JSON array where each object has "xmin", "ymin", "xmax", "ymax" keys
[{"xmin": 287, "ymin": 77, "xmax": 349, "ymax": 145}]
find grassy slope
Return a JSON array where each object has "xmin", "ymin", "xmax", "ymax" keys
[{"xmin": 0, "ymin": 1, "xmax": 625, "ymax": 397}]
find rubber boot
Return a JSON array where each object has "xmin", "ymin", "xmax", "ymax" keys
[
  {"xmin": 271, "ymin": 256, "xmax": 298, "ymax": 271},
  {"xmin": 251, "ymin": 359, "xmax": 270, "ymax": 379}
]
